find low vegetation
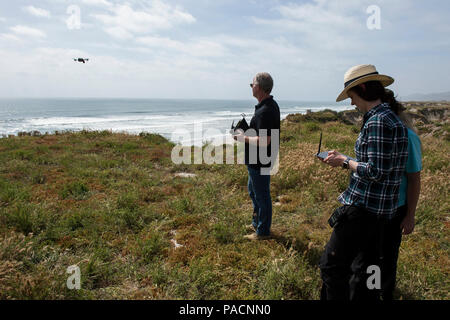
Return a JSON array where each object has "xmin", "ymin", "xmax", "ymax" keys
[{"xmin": 0, "ymin": 105, "xmax": 448, "ymax": 300}]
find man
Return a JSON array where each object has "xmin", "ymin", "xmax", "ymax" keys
[
  {"xmin": 233, "ymin": 72, "xmax": 280, "ymax": 240},
  {"xmin": 319, "ymin": 64, "xmax": 408, "ymax": 300}
]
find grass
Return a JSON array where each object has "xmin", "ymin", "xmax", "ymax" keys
[{"xmin": 0, "ymin": 109, "xmax": 448, "ymax": 300}]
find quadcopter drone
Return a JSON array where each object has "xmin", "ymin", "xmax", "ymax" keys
[{"xmin": 73, "ymin": 58, "xmax": 89, "ymax": 63}]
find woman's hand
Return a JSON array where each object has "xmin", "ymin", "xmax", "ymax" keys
[{"xmin": 322, "ymin": 150, "xmax": 346, "ymax": 167}]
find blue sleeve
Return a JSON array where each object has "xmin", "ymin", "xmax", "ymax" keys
[{"xmin": 406, "ymin": 129, "xmax": 422, "ymax": 173}]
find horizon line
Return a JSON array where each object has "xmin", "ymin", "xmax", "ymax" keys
[{"xmin": 0, "ymin": 96, "xmax": 350, "ymax": 103}]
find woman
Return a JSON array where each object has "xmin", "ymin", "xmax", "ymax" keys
[{"xmin": 318, "ymin": 64, "xmax": 409, "ymax": 300}]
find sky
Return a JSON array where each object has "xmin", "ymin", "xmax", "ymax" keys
[{"xmin": 0, "ymin": 0, "xmax": 449, "ymax": 100}]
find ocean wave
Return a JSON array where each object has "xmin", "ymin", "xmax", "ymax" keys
[
  {"xmin": 24, "ymin": 115, "xmax": 175, "ymax": 126},
  {"xmin": 1, "ymin": 100, "xmax": 353, "ymax": 145}
]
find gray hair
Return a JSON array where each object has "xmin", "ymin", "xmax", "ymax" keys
[{"xmin": 254, "ymin": 72, "xmax": 273, "ymax": 94}]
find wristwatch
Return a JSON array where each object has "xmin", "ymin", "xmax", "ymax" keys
[{"xmin": 342, "ymin": 157, "xmax": 350, "ymax": 169}]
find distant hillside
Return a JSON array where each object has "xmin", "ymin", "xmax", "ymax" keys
[
  {"xmin": 401, "ymin": 91, "xmax": 450, "ymax": 102},
  {"xmin": 285, "ymin": 102, "xmax": 449, "ymax": 141}
]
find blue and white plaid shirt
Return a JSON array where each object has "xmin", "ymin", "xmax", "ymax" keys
[{"xmin": 338, "ymin": 103, "xmax": 408, "ymax": 217}]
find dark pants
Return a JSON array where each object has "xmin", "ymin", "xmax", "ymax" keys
[
  {"xmin": 319, "ymin": 207, "xmax": 381, "ymax": 300},
  {"xmin": 379, "ymin": 205, "xmax": 406, "ymax": 300},
  {"xmin": 247, "ymin": 165, "xmax": 272, "ymax": 236}
]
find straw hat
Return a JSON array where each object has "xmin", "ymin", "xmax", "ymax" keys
[{"xmin": 336, "ymin": 64, "xmax": 394, "ymax": 102}]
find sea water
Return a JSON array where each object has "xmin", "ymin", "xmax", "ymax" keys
[{"xmin": 0, "ymin": 98, "xmax": 353, "ymax": 145}]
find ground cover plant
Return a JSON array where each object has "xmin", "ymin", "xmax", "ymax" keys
[{"xmin": 0, "ymin": 106, "xmax": 448, "ymax": 300}]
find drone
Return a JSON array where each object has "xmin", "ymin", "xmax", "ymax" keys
[{"xmin": 73, "ymin": 58, "xmax": 89, "ymax": 63}]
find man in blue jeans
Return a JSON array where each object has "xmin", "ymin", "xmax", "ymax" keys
[{"xmin": 233, "ymin": 72, "xmax": 280, "ymax": 240}]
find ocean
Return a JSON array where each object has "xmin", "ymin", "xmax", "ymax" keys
[{"xmin": 0, "ymin": 98, "xmax": 354, "ymax": 145}]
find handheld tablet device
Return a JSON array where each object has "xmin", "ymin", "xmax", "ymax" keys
[
  {"xmin": 316, "ymin": 132, "xmax": 329, "ymax": 159},
  {"xmin": 316, "ymin": 132, "xmax": 356, "ymax": 161}
]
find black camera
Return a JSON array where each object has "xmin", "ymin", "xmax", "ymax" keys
[
  {"xmin": 230, "ymin": 114, "xmax": 249, "ymax": 134},
  {"xmin": 328, "ymin": 206, "xmax": 349, "ymax": 228}
]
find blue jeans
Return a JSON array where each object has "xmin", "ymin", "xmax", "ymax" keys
[{"xmin": 247, "ymin": 166, "xmax": 272, "ymax": 236}]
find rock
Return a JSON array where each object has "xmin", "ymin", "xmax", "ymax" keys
[
  {"xmin": 285, "ymin": 109, "xmax": 339, "ymax": 123},
  {"xmin": 170, "ymin": 239, "xmax": 184, "ymax": 249},
  {"xmin": 174, "ymin": 172, "xmax": 197, "ymax": 178},
  {"xmin": 283, "ymin": 103, "xmax": 449, "ymax": 128},
  {"xmin": 276, "ymin": 195, "xmax": 292, "ymax": 203},
  {"xmin": 415, "ymin": 107, "xmax": 449, "ymax": 122},
  {"xmin": 338, "ymin": 110, "xmax": 363, "ymax": 126}
]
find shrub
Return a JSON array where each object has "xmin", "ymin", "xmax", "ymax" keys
[
  {"xmin": 6, "ymin": 205, "xmax": 33, "ymax": 235},
  {"xmin": 31, "ymin": 171, "xmax": 46, "ymax": 185},
  {"xmin": 171, "ymin": 197, "xmax": 193, "ymax": 214},
  {"xmin": 82, "ymin": 249, "xmax": 119, "ymax": 290},
  {"xmin": 59, "ymin": 181, "xmax": 90, "ymax": 200},
  {"xmin": 117, "ymin": 192, "xmax": 139, "ymax": 212},
  {"xmin": 119, "ymin": 209, "xmax": 143, "ymax": 231},
  {"xmin": 137, "ymin": 232, "xmax": 168, "ymax": 264},
  {"xmin": 4, "ymin": 204, "xmax": 48, "ymax": 235},
  {"xmin": 0, "ymin": 179, "xmax": 31, "ymax": 206},
  {"xmin": 139, "ymin": 133, "xmax": 171, "ymax": 146},
  {"xmin": 257, "ymin": 252, "xmax": 320, "ymax": 300},
  {"xmin": 305, "ymin": 122, "xmax": 320, "ymax": 132},
  {"xmin": 212, "ymin": 222, "xmax": 235, "ymax": 244}
]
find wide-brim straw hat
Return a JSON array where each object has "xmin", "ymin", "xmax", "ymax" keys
[{"xmin": 336, "ymin": 64, "xmax": 394, "ymax": 102}]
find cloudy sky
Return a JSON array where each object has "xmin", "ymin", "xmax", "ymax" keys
[{"xmin": 0, "ymin": 0, "xmax": 449, "ymax": 100}]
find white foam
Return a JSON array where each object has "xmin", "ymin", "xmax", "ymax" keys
[
  {"xmin": 25, "ymin": 115, "xmax": 172, "ymax": 126},
  {"xmin": 1, "ymin": 100, "xmax": 354, "ymax": 145},
  {"xmin": 213, "ymin": 110, "xmax": 252, "ymax": 117}
]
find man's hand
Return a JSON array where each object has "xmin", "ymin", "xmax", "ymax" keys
[
  {"xmin": 322, "ymin": 150, "xmax": 346, "ymax": 167},
  {"xmin": 232, "ymin": 129, "xmax": 245, "ymax": 142},
  {"xmin": 233, "ymin": 130, "xmax": 271, "ymax": 146}
]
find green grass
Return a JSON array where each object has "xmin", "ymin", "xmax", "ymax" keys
[{"xmin": 0, "ymin": 112, "xmax": 448, "ymax": 300}]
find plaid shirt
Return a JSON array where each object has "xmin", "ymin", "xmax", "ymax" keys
[{"xmin": 338, "ymin": 103, "xmax": 408, "ymax": 217}]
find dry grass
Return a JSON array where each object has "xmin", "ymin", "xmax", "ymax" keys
[{"xmin": 0, "ymin": 110, "xmax": 448, "ymax": 300}]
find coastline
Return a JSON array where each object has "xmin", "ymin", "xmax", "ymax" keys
[
  {"xmin": 4, "ymin": 101, "xmax": 448, "ymax": 144},
  {"xmin": 0, "ymin": 98, "xmax": 353, "ymax": 144}
]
